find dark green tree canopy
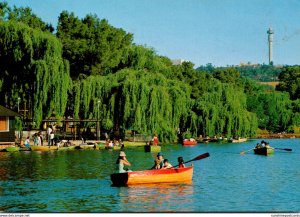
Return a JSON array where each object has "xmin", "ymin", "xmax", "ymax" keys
[
  {"xmin": 57, "ymin": 11, "xmax": 133, "ymax": 78},
  {"xmin": 0, "ymin": 1, "xmax": 54, "ymax": 32},
  {"xmin": 0, "ymin": 21, "xmax": 71, "ymax": 126},
  {"xmin": 276, "ymin": 66, "xmax": 300, "ymax": 100}
]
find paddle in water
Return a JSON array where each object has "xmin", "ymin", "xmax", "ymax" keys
[
  {"xmin": 173, "ymin": 152, "xmax": 210, "ymax": 168},
  {"xmin": 273, "ymin": 147, "xmax": 292, "ymax": 151},
  {"xmin": 240, "ymin": 148, "xmax": 254, "ymax": 154}
]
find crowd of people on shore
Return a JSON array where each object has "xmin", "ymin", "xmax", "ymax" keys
[{"xmin": 21, "ymin": 125, "xmax": 59, "ymax": 148}]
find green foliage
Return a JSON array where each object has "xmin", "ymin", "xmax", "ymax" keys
[
  {"xmin": 57, "ymin": 11, "xmax": 133, "ymax": 78},
  {"xmin": 0, "ymin": 1, "xmax": 54, "ymax": 32},
  {"xmin": 212, "ymin": 67, "xmax": 241, "ymax": 84},
  {"xmin": 191, "ymin": 80, "xmax": 257, "ymax": 138},
  {"xmin": 72, "ymin": 69, "xmax": 191, "ymax": 142},
  {"xmin": 236, "ymin": 64, "xmax": 281, "ymax": 82},
  {"xmin": 276, "ymin": 66, "xmax": 300, "ymax": 100},
  {"xmin": 0, "ymin": 21, "xmax": 71, "ymax": 127}
]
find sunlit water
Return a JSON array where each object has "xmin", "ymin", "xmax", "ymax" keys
[{"xmin": 0, "ymin": 139, "xmax": 299, "ymax": 212}]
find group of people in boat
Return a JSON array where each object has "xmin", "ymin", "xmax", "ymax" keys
[
  {"xmin": 255, "ymin": 140, "xmax": 270, "ymax": 149},
  {"xmin": 115, "ymin": 151, "xmax": 185, "ymax": 173},
  {"xmin": 105, "ymin": 139, "xmax": 124, "ymax": 149}
]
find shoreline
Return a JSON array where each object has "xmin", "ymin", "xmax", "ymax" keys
[{"xmin": 255, "ymin": 133, "xmax": 299, "ymax": 139}]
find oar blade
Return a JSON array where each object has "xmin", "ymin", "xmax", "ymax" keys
[
  {"xmin": 240, "ymin": 148, "xmax": 254, "ymax": 155},
  {"xmin": 192, "ymin": 152, "xmax": 210, "ymax": 161},
  {"xmin": 275, "ymin": 148, "xmax": 292, "ymax": 151}
]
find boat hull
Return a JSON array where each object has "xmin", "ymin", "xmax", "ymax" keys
[
  {"xmin": 182, "ymin": 140, "xmax": 197, "ymax": 146},
  {"xmin": 228, "ymin": 138, "xmax": 247, "ymax": 143},
  {"xmin": 58, "ymin": 146, "xmax": 76, "ymax": 151},
  {"xmin": 105, "ymin": 146, "xmax": 121, "ymax": 150},
  {"xmin": 75, "ymin": 144, "xmax": 95, "ymax": 150},
  {"xmin": 254, "ymin": 147, "xmax": 274, "ymax": 156},
  {"xmin": 31, "ymin": 145, "xmax": 58, "ymax": 151},
  {"xmin": 1, "ymin": 146, "xmax": 20, "ymax": 152},
  {"xmin": 144, "ymin": 145, "xmax": 161, "ymax": 152},
  {"xmin": 95, "ymin": 144, "xmax": 106, "ymax": 150},
  {"xmin": 110, "ymin": 166, "xmax": 193, "ymax": 186}
]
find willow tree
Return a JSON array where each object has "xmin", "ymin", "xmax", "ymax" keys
[
  {"xmin": 0, "ymin": 21, "xmax": 71, "ymax": 127},
  {"xmin": 72, "ymin": 69, "xmax": 191, "ymax": 142},
  {"xmin": 190, "ymin": 79, "xmax": 257, "ymax": 138}
]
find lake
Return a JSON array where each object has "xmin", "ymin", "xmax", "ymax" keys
[{"xmin": 0, "ymin": 138, "xmax": 299, "ymax": 213}]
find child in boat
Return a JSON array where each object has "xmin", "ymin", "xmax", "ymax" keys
[
  {"xmin": 162, "ymin": 159, "xmax": 173, "ymax": 169},
  {"xmin": 178, "ymin": 157, "xmax": 185, "ymax": 168},
  {"xmin": 116, "ymin": 151, "xmax": 131, "ymax": 173}
]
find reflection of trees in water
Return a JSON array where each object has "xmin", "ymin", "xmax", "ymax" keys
[{"xmin": 118, "ymin": 182, "xmax": 194, "ymax": 212}]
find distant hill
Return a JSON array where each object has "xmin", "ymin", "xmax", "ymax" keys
[
  {"xmin": 196, "ymin": 63, "xmax": 283, "ymax": 82},
  {"xmin": 235, "ymin": 64, "xmax": 282, "ymax": 82}
]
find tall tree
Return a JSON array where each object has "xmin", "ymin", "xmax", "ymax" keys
[
  {"xmin": 0, "ymin": 21, "xmax": 71, "ymax": 126},
  {"xmin": 276, "ymin": 66, "xmax": 300, "ymax": 100},
  {"xmin": 57, "ymin": 11, "xmax": 133, "ymax": 78},
  {"xmin": 0, "ymin": 1, "xmax": 54, "ymax": 32}
]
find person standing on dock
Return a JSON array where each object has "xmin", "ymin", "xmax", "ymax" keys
[
  {"xmin": 153, "ymin": 133, "xmax": 159, "ymax": 146},
  {"xmin": 25, "ymin": 136, "xmax": 30, "ymax": 148},
  {"xmin": 47, "ymin": 125, "xmax": 52, "ymax": 146},
  {"xmin": 34, "ymin": 133, "xmax": 39, "ymax": 146},
  {"xmin": 50, "ymin": 131, "xmax": 55, "ymax": 146}
]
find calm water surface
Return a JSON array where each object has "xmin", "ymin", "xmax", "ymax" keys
[{"xmin": 0, "ymin": 139, "xmax": 299, "ymax": 212}]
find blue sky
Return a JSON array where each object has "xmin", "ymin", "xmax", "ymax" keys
[{"xmin": 6, "ymin": 0, "xmax": 300, "ymax": 67}]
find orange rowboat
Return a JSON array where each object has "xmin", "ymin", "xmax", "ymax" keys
[
  {"xmin": 182, "ymin": 140, "xmax": 197, "ymax": 146},
  {"xmin": 111, "ymin": 166, "xmax": 193, "ymax": 186}
]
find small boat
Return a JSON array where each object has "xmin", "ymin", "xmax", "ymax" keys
[
  {"xmin": 182, "ymin": 139, "xmax": 197, "ymax": 146},
  {"xmin": 19, "ymin": 147, "xmax": 31, "ymax": 151},
  {"xmin": 74, "ymin": 144, "xmax": 95, "ymax": 150},
  {"xmin": 144, "ymin": 145, "xmax": 161, "ymax": 152},
  {"xmin": 105, "ymin": 146, "xmax": 122, "ymax": 150},
  {"xmin": 30, "ymin": 145, "xmax": 58, "ymax": 151},
  {"xmin": 58, "ymin": 146, "xmax": 76, "ymax": 151},
  {"xmin": 110, "ymin": 166, "xmax": 193, "ymax": 186},
  {"xmin": 254, "ymin": 147, "xmax": 274, "ymax": 156},
  {"xmin": 0, "ymin": 146, "xmax": 20, "ymax": 152},
  {"xmin": 228, "ymin": 138, "xmax": 248, "ymax": 143},
  {"xmin": 95, "ymin": 144, "xmax": 106, "ymax": 150}
]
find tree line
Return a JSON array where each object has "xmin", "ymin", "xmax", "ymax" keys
[{"xmin": 1, "ymin": 2, "xmax": 300, "ymax": 142}]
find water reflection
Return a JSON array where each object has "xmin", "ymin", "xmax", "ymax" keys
[{"xmin": 117, "ymin": 182, "xmax": 194, "ymax": 212}]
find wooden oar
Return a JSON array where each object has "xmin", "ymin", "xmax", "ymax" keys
[
  {"xmin": 240, "ymin": 148, "xmax": 254, "ymax": 154},
  {"xmin": 173, "ymin": 152, "xmax": 210, "ymax": 168},
  {"xmin": 273, "ymin": 147, "xmax": 292, "ymax": 151}
]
